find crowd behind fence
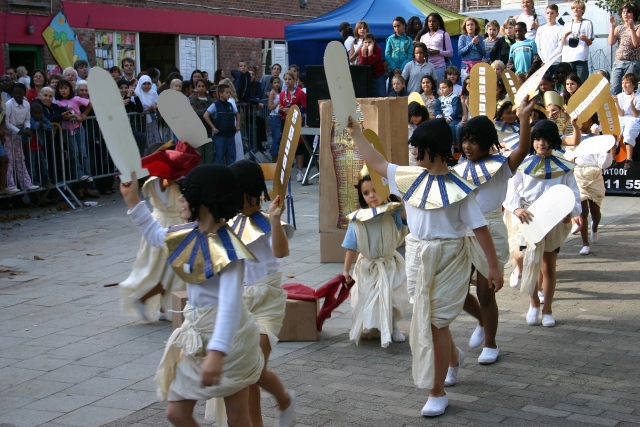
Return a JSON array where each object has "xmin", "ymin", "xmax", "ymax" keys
[{"xmin": 1, "ymin": 104, "xmax": 272, "ymax": 208}]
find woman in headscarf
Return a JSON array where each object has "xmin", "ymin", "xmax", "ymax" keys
[{"xmin": 135, "ymin": 75, "xmax": 161, "ymax": 147}]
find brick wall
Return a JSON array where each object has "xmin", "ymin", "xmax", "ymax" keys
[{"xmin": 218, "ymin": 37, "xmax": 264, "ymax": 77}]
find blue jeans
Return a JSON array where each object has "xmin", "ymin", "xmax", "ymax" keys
[
  {"xmin": 213, "ymin": 134, "xmax": 236, "ymax": 165},
  {"xmin": 269, "ymin": 114, "xmax": 283, "ymax": 160},
  {"xmin": 570, "ymin": 61, "xmax": 589, "ymax": 86},
  {"xmin": 610, "ymin": 60, "xmax": 640, "ymax": 95},
  {"xmin": 448, "ymin": 118, "xmax": 461, "ymax": 143},
  {"xmin": 66, "ymin": 126, "xmax": 91, "ymax": 180}
]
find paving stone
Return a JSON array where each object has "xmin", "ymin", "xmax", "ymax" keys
[
  {"xmin": 22, "ymin": 392, "xmax": 101, "ymax": 413},
  {"xmin": 49, "ymin": 405, "xmax": 133, "ymax": 427},
  {"xmin": 0, "ymin": 408, "xmax": 64, "ymax": 426},
  {"xmin": 521, "ymin": 404, "xmax": 572, "ymax": 417},
  {"xmin": 567, "ymin": 413, "xmax": 620, "ymax": 426}
]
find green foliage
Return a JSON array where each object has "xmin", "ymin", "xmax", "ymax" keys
[{"xmin": 596, "ymin": 0, "xmax": 640, "ymax": 15}]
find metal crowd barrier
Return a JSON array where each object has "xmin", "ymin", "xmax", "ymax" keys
[
  {"xmin": 1, "ymin": 107, "xmax": 274, "ymax": 207},
  {"xmin": 0, "ymin": 112, "xmax": 174, "ymax": 209},
  {"xmin": 238, "ymin": 101, "xmax": 271, "ymax": 162}
]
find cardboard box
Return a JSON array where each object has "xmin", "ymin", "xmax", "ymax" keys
[
  {"xmin": 172, "ymin": 291, "xmax": 188, "ymax": 330},
  {"xmin": 278, "ymin": 298, "xmax": 319, "ymax": 342},
  {"xmin": 320, "ymin": 232, "xmax": 348, "ymax": 263}
]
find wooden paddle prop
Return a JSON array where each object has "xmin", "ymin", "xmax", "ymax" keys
[
  {"xmin": 570, "ymin": 135, "xmax": 616, "ymax": 158},
  {"xmin": 324, "ymin": 41, "xmax": 357, "ymax": 133},
  {"xmin": 362, "ymin": 129, "xmax": 391, "ymax": 202},
  {"xmin": 408, "ymin": 92, "xmax": 425, "ymax": 106},
  {"xmin": 469, "ymin": 63, "xmax": 497, "ymax": 118},
  {"xmin": 157, "ymin": 90, "xmax": 211, "ymax": 148},
  {"xmin": 269, "ymin": 105, "xmax": 302, "ymax": 203},
  {"xmin": 512, "ymin": 52, "xmax": 561, "ymax": 111},
  {"xmin": 87, "ymin": 67, "xmax": 148, "ymax": 182},
  {"xmin": 518, "ymin": 184, "xmax": 575, "ymax": 247}
]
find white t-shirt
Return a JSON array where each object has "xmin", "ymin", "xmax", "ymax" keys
[
  {"xmin": 561, "ymin": 19, "xmax": 594, "ymax": 62},
  {"xmin": 616, "ymin": 92, "xmax": 640, "ymax": 116},
  {"xmin": 344, "ymin": 35, "xmax": 355, "ymax": 53},
  {"xmin": 502, "ymin": 168, "xmax": 581, "ymax": 217},
  {"xmin": 244, "ymin": 233, "xmax": 280, "ymax": 286},
  {"xmin": 128, "ymin": 202, "xmax": 244, "ymax": 354},
  {"xmin": 516, "ymin": 13, "xmax": 544, "ymax": 41},
  {"xmin": 387, "ymin": 163, "xmax": 487, "ymax": 239},
  {"xmin": 472, "ymin": 161, "xmax": 513, "ymax": 214},
  {"xmin": 535, "ymin": 23, "xmax": 564, "ymax": 64}
]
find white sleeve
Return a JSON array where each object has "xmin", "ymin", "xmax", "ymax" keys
[
  {"xmin": 502, "ymin": 173, "xmax": 523, "ymax": 212},
  {"xmin": 565, "ymin": 172, "xmax": 582, "ymax": 217},
  {"xmin": 598, "ymin": 152, "xmax": 614, "ymax": 170},
  {"xmin": 127, "ymin": 201, "xmax": 168, "ymax": 248},
  {"xmin": 206, "ymin": 260, "xmax": 245, "ymax": 354},
  {"xmin": 387, "ymin": 163, "xmax": 401, "ymax": 197}
]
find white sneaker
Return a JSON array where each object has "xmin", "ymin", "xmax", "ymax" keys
[
  {"xmin": 157, "ymin": 311, "xmax": 168, "ymax": 321},
  {"xmin": 276, "ymin": 390, "xmax": 296, "ymax": 427},
  {"xmin": 421, "ymin": 394, "xmax": 448, "ymax": 417},
  {"xmin": 391, "ymin": 328, "xmax": 406, "ymax": 343},
  {"xmin": 579, "ymin": 246, "xmax": 590, "ymax": 255},
  {"xmin": 468, "ymin": 324, "xmax": 485, "ymax": 349},
  {"xmin": 296, "ymin": 170, "xmax": 303, "ymax": 182},
  {"xmin": 538, "ymin": 291, "xmax": 545, "ymax": 305},
  {"xmin": 509, "ymin": 270, "xmax": 521, "ymax": 288},
  {"xmin": 478, "ymin": 347, "xmax": 500, "ymax": 365},
  {"xmin": 591, "ymin": 222, "xmax": 599, "ymax": 244},
  {"xmin": 526, "ymin": 305, "xmax": 540, "ymax": 325},
  {"xmin": 444, "ymin": 347, "xmax": 464, "ymax": 386},
  {"xmin": 27, "ymin": 185, "xmax": 40, "ymax": 190},
  {"xmin": 542, "ymin": 314, "xmax": 556, "ymax": 327}
]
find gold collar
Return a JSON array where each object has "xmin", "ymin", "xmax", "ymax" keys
[
  {"xmin": 346, "ymin": 202, "xmax": 402, "ymax": 222},
  {"xmin": 518, "ymin": 154, "xmax": 575, "ymax": 179},
  {"xmin": 394, "ymin": 166, "xmax": 476, "ymax": 210},
  {"xmin": 453, "ymin": 153, "xmax": 509, "ymax": 186},
  {"xmin": 165, "ymin": 223, "xmax": 256, "ymax": 284},
  {"xmin": 228, "ymin": 211, "xmax": 294, "ymax": 245}
]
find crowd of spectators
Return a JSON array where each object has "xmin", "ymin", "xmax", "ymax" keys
[{"xmin": 1, "ymin": 0, "xmax": 638, "ymax": 205}]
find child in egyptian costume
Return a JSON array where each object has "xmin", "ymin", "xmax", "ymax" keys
[
  {"xmin": 562, "ymin": 113, "xmax": 613, "ymax": 256},
  {"xmin": 120, "ymin": 165, "xmax": 264, "ymax": 426},
  {"xmin": 119, "ymin": 141, "xmax": 200, "ymax": 322},
  {"xmin": 205, "ymin": 160, "xmax": 296, "ymax": 427},
  {"xmin": 449, "ymin": 97, "xmax": 534, "ymax": 368},
  {"xmin": 341, "ymin": 166, "xmax": 408, "ymax": 348},
  {"xmin": 502, "ymin": 120, "xmax": 582, "ymax": 328},
  {"xmin": 346, "ymin": 117, "xmax": 503, "ymax": 417}
]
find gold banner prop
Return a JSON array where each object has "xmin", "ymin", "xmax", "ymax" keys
[
  {"xmin": 270, "ymin": 105, "xmax": 302, "ymax": 202},
  {"xmin": 470, "ymin": 63, "xmax": 497, "ymax": 118}
]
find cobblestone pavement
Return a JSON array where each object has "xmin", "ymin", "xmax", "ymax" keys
[{"xmin": 0, "ymin": 177, "xmax": 639, "ymax": 427}]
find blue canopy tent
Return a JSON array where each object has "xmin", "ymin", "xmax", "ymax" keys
[{"xmin": 285, "ymin": 0, "xmax": 471, "ymax": 72}]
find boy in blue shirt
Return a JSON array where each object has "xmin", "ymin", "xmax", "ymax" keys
[
  {"xmin": 203, "ymin": 84, "xmax": 240, "ymax": 165},
  {"xmin": 508, "ymin": 22, "xmax": 541, "ymax": 76}
]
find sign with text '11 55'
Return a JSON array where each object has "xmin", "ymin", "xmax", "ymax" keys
[{"xmin": 603, "ymin": 162, "xmax": 640, "ymax": 195}]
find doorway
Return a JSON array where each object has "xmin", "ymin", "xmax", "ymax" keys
[
  {"xmin": 139, "ymin": 33, "xmax": 176, "ymax": 80},
  {"xmin": 8, "ymin": 45, "xmax": 42, "ymax": 72}
]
